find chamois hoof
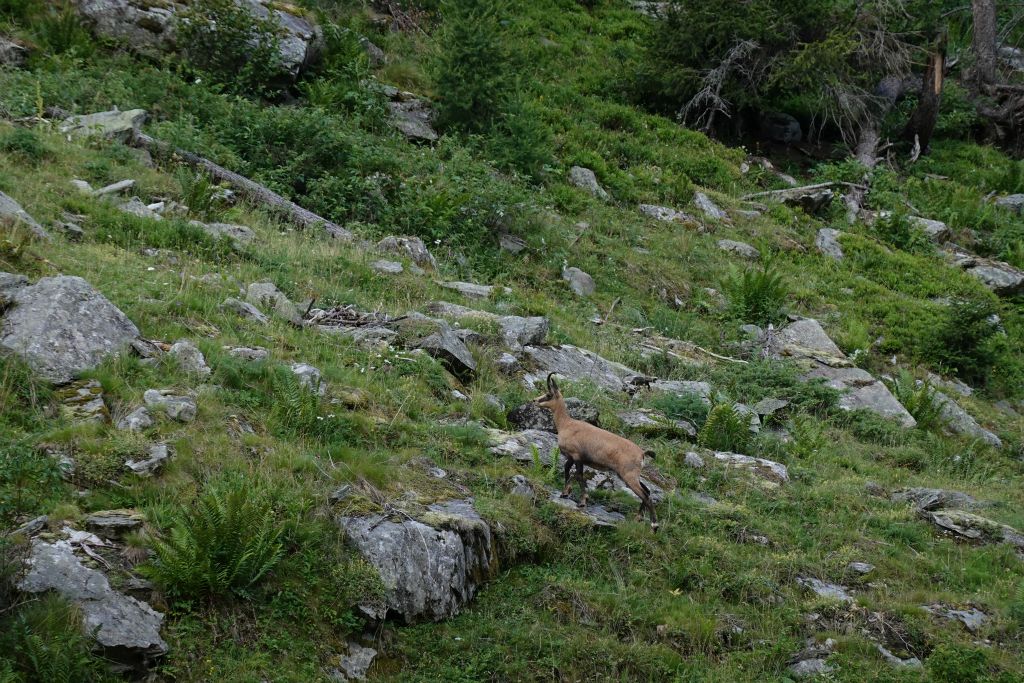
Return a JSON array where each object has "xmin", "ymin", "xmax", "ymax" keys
[
  {"xmin": 650, "ymin": 522, "xmax": 660, "ymax": 533},
  {"xmin": 576, "ymin": 499, "xmax": 589, "ymax": 509}
]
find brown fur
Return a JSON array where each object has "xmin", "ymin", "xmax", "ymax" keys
[{"xmin": 535, "ymin": 374, "xmax": 658, "ymax": 530}]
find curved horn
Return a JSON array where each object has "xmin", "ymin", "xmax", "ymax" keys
[{"xmin": 547, "ymin": 372, "xmax": 559, "ymax": 393}]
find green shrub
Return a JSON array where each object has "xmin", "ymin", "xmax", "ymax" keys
[
  {"xmin": 33, "ymin": 4, "xmax": 95, "ymax": 56},
  {"xmin": 175, "ymin": 167, "xmax": 217, "ymax": 220},
  {"xmin": 486, "ymin": 93, "xmax": 552, "ymax": 180},
  {"xmin": 0, "ymin": 442, "xmax": 63, "ymax": 526},
  {"xmin": 141, "ymin": 479, "xmax": 285, "ymax": 599},
  {"xmin": 697, "ymin": 403, "xmax": 750, "ymax": 452},
  {"xmin": 433, "ymin": 0, "xmax": 511, "ymax": 134},
  {"xmin": 872, "ymin": 211, "xmax": 930, "ymax": 253},
  {"xmin": 883, "ymin": 372, "xmax": 945, "ymax": 431},
  {"xmin": 0, "ymin": 129, "xmax": 49, "ymax": 164},
  {"xmin": 923, "ymin": 299, "xmax": 1004, "ymax": 386},
  {"xmin": 178, "ymin": 0, "xmax": 283, "ymax": 95},
  {"xmin": 723, "ymin": 262, "xmax": 788, "ymax": 326},
  {"xmin": 0, "ymin": 595, "xmax": 114, "ymax": 683},
  {"xmin": 926, "ymin": 643, "xmax": 990, "ymax": 683},
  {"xmin": 650, "ymin": 391, "xmax": 710, "ymax": 428}
]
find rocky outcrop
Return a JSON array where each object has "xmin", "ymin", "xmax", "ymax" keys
[
  {"xmin": 932, "ymin": 391, "xmax": 1002, "ymax": 447},
  {"xmin": 0, "ymin": 34, "xmax": 27, "ymax": 67},
  {"xmin": 507, "ymin": 398, "xmax": 599, "ymax": 433},
  {"xmin": 388, "ymin": 98, "xmax": 439, "ymax": 143},
  {"xmin": 418, "ymin": 328, "xmax": 476, "ymax": 380},
  {"xmin": 522, "ymin": 344, "xmax": 642, "ymax": 393},
  {"xmin": 692, "ymin": 192, "xmax": 729, "ymax": 222},
  {"xmin": 921, "ymin": 509, "xmax": 1024, "ymax": 551},
  {"xmin": 0, "ymin": 275, "xmax": 140, "ymax": 384},
  {"xmin": 125, "ymin": 442, "xmax": 171, "ymax": 476},
  {"xmin": 617, "ymin": 409, "xmax": 696, "ymax": 437},
  {"xmin": 75, "ymin": 0, "xmax": 322, "ymax": 82},
  {"xmin": 717, "ymin": 239, "xmax": 760, "ymax": 260},
  {"xmin": 567, "ymin": 166, "xmax": 609, "ymax": 200},
  {"xmin": 486, "ymin": 428, "xmax": 559, "ymax": 464},
  {"xmin": 945, "ymin": 246, "xmax": 1024, "ymax": 296},
  {"xmin": 424, "ymin": 302, "xmax": 548, "ymax": 350},
  {"xmin": 143, "ymin": 389, "xmax": 197, "ymax": 422},
  {"xmin": 339, "ymin": 498, "xmax": 497, "ymax": 623},
  {"xmin": 562, "ymin": 267, "xmax": 596, "ymax": 296},
  {"xmin": 247, "ymin": 281, "xmax": 302, "ymax": 325},
  {"xmin": 376, "ymin": 236, "xmax": 437, "ymax": 269},
  {"xmin": 638, "ymin": 203, "xmax": 695, "ymax": 225},
  {"xmin": 922, "ymin": 604, "xmax": 989, "ymax": 633},
  {"xmin": 58, "ymin": 108, "xmax": 147, "ymax": 142},
  {"xmin": 891, "ymin": 487, "xmax": 980, "ymax": 511},
  {"xmin": 18, "ymin": 536, "xmax": 167, "ymax": 664},
  {"xmin": 291, "ymin": 362, "xmax": 326, "ymax": 395},
  {"xmin": 440, "ymin": 281, "xmax": 502, "ymax": 299},
  {"xmin": 168, "ymin": 339, "xmax": 211, "ymax": 378},
  {"xmin": 765, "ymin": 318, "xmax": 915, "ymax": 427},
  {"xmin": 0, "ymin": 191, "xmax": 49, "ymax": 240},
  {"xmin": 797, "ymin": 577, "xmax": 853, "ymax": 602},
  {"xmin": 685, "ymin": 450, "xmax": 789, "ymax": 486},
  {"xmin": 193, "ymin": 221, "xmax": 255, "ymax": 249},
  {"xmin": 815, "ymin": 228, "xmax": 844, "ymax": 260}
]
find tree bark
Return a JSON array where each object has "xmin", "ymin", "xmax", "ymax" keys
[
  {"xmin": 903, "ymin": 41, "xmax": 946, "ymax": 155},
  {"xmin": 971, "ymin": 0, "xmax": 999, "ymax": 90},
  {"xmin": 132, "ymin": 132, "xmax": 354, "ymax": 241}
]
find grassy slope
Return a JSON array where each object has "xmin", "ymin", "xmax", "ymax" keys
[{"xmin": 1, "ymin": 1, "xmax": 1024, "ymax": 681}]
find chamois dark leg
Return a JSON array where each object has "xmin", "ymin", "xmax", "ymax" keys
[
  {"xmin": 623, "ymin": 471, "xmax": 659, "ymax": 531},
  {"xmin": 561, "ymin": 457, "xmax": 574, "ymax": 498},
  {"xmin": 576, "ymin": 462, "xmax": 589, "ymax": 508}
]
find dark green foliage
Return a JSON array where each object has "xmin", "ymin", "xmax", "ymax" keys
[
  {"xmin": 0, "ymin": 442, "xmax": 63, "ymax": 526},
  {"xmin": 650, "ymin": 391, "xmax": 710, "ymax": 428},
  {"xmin": 174, "ymin": 168, "xmax": 217, "ymax": 220},
  {"xmin": 884, "ymin": 372, "xmax": 945, "ymax": 430},
  {"xmin": 485, "ymin": 93, "xmax": 552, "ymax": 180},
  {"xmin": 926, "ymin": 643, "xmax": 991, "ymax": 683},
  {"xmin": 177, "ymin": 0, "xmax": 283, "ymax": 95},
  {"xmin": 711, "ymin": 360, "xmax": 838, "ymax": 417},
  {"xmin": 923, "ymin": 299, "xmax": 1004, "ymax": 386},
  {"xmin": 141, "ymin": 479, "xmax": 285, "ymax": 599},
  {"xmin": 300, "ymin": 24, "xmax": 385, "ymax": 122},
  {"xmin": 0, "ymin": 595, "xmax": 115, "ymax": 683},
  {"xmin": 724, "ymin": 262, "xmax": 788, "ymax": 326},
  {"xmin": 0, "ymin": 129, "xmax": 49, "ymax": 164},
  {"xmin": 32, "ymin": 3, "xmax": 95, "ymax": 57},
  {"xmin": 433, "ymin": 0, "xmax": 511, "ymax": 134},
  {"xmin": 872, "ymin": 211, "xmax": 931, "ymax": 253},
  {"xmin": 697, "ymin": 403, "xmax": 750, "ymax": 452}
]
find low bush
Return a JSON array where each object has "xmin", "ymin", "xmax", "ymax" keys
[
  {"xmin": 723, "ymin": 262, "xmax": 788, "ymax": 326},
  {"xmin": 884, "ymin": 371, "xmax": 945, "ymax": 431},
  {"xmin": 922, "ymin": 298, "xmax": 1005, "ymax": 386},
  {"xmin": 142, "ymin": 479, "xmax": 285, "ymax": 599},
  {"xmin": 0, "ymin": 442, "xmax": 63, "ymax": 526},
  {"xmin": 697, "ymin": 403, "xmax": 750, "ymax": 452}
]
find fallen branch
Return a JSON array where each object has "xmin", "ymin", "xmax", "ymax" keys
[
  {"xmin": 132, "ymin": 132, "xmax": 354, "ymax": 241},
  {"xmin": 741, "ymin": 182, "xmax": 835, "ymax": 200}
]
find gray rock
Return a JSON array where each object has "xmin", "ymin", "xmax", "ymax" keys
[
  {"xmin": 424, "ymin": 301, "xmax": 548, "ymax": 350},
  {"xmin": 118, "ymin": 196, "xmax": 162, "ymax": 220},
  {"xmin": 562, "ymin": 267, "xmax": 596, "ymax": 296},
  {"xmin": 339, "ymin": 498, "xmax": 495, "ymax": 622},
  {"xmin": 733, "ymin": 402, "xmax": 762, "ymax": 433},
  {"xmin": 58, "ymin": 379, "xmax": 108, "ymax": 424},
  {"xmin": 920, "ymin": 509, "xmax": 1024, "ymax": 550},
  {"xmin": 890, "ymin": 487, "xmax": 980, "ymax": 511},
  {"xmin": 388, "ymin": 99, "xmax": 438, "ymax": 142},
  {"xmin": 332, "ymin": 641, "xmax": 377, "ymax": 681},
  {"xmin": 220, "ymin": 297, "xmax": 270, "ymax": 324},
  {"xmin": 922, "ymin": 604, "xmax": 989, "ymax": 633},
  {"xmin": 499, "ymin": 234, "xmax": 527, "ymax": 253},
  {"xmin": 0, "ymin": 190, "xmax": 49, "ymax": 240},
  {"xmin": 788, "ymin": 659, "xmax": 833, "ymax": 679},
  {"xmin": 547, "ymin": 489, "xmax": 625, "ymax": 527},
  {"xmin": 797, "ymin": 577, "xmax": 853, "ymax": 602},
  {"xmin": 875, "ymin": 644, "xmax": 921, "ymax": 669},
  {"xmin": 376, "ymin": 236, "xmax": 437, "ymax": 269},
  {"xmin": 168, "ymin": 339, "xmax": 211, "ymax": 378},
  {"xmin": 522, "ymin": 344, "xmax": 642, "ymax": 393},
  {"xmin": 193, "ymin": 221, "xmax": 255, "ymax": 249},
  {"xmin": 11, "ymin": 515, "xmax": 48, "ymax": 537},
  {"xmin": 787, "ymin": 189, "xmax": 834, "ymax": 214},
  {"xmin": 932, "ymin": 391, "xmax": 1002, "ymax": 447},
  {"xmin": 76, "ymin": 1, "xmax": 322, "ymax": 83},
  {"xmin": 717, "ymin": 239, "xmax": 760, "ymax": 260},
  {"xmin": 93, "ymin": 179, "xmax": 136, "ymax": 197},
  {"xmin": 847, "ymin": 561, "xmax": 875, "ymax": 575},
  {"xmin": 692, "ymin": 192, "xmax": 729, "ymax": 222},
  {"xmin": 925, "ymin": 371, "xmax": 973, "ymax": 397},
  {"xmin": 290, "ymin": 362, "xmax": 326, "ymax": 396},
  {"xmin": 370, "ymin": 259, "xmax": 403, "ymax": 275},
  {"xmin": 648, "ymin": 380, "xmax": 713, "ymax": 403},
  {"xmin": 247, "ymin": 282, "xmax": 302, "ymax": 325},
  {"xmin": 418, "ymin": 328, "xmax": 476, "ymax": 380},
  {"xmin": 769, "ymin": 318, "xmax": 915, "ymax": 428},
  {"xmin": 322, "ymin": 325, "xmax": 398, "ymax": 348},
  {"xmin": 18, "ymin": 539, "xmax": 167, "ymax": 659},
  {"xmin": 441, "ymin": 281, "xmax": 497, "ymax": 299},
  {"xmin": 711, "ymin": 451, "xmax": 789, "ymax": 485},
  {"xmin": 751, "ymin": 397, "xmax": 789, "ymax": 417},
  {"xmin": 908, "ymin": 216, "xmax": 951, "ymax": 243},
  {"xmin": 683, "ymin": 451, "xmax": 705, "ymax": 468},
  {"xmin": 116, "ymin": 406, "xmax": 152, "ymax": 435},
  {"xmin": 567, "ymin": 166, "xmax": 609, "ymax": 200},
  {"xmin": 496, "ymin": 352, "xmax": 520, "ymax": 375},
  {"xmin": 509, "ymin": 474, "xmax": 535, "ymax": 499},
  {"xmin": 487, "ymin": 428, "xmax": 560, "ymax": 464},
  {"xmin": 617, "ymin": 409, "xmax": 696, "ymax": 437},
  {"xmin": 58, "ymin": 108, "xmax": 147, "ymax": 142},
  {"xmin": 143, "ymin": 389, "xmax": 197, "ymax": 422},
  {"xmin": 638, "ymin": 203, "xmax": 695, "ymax": 224},
  {"xmin": 507, "ymin": 398, "xmax": 599, "ymax": 433},
  {"xmin": 995, "ymin": 193, "xmax": 1024, "ymax": 214},
  {"xmin": 0, "ymin": 272, "xmax": 28, "ymax": 304},
  {"xmin": 815, "ymin": 228, "xmax": 844, "ymax": 260},
  {"xmin": 1000, "ymin": 46, "xmax": 1024, "ymax": 71},
  {"xmin": 966, "ymin": 261, "xmax": 1024, "ymax": 296},
  {"xmin": 54, "ymin": 220, "xmax": 85, "ymax": 241},
  {"xmin": 85, "ymin": 509, "xmax": 144, "ymax": 535},
  {"xmin": 0, "ymin": 35, "xmax": 27, "ymax": 67},
  {"xmin": 359, "ymin": 35, "xmax": 386, "ymax": 66},
  {"xmin": 125, "ymin": 442, "xmax": 171, "ymax": 476},
  {"xmin": 762, "ymin": 112, "xmax": 802, "ymax": 144},
  {"xmin": 224, "ymin": 345, "xmax": 269, "ymax": 361},
  {"xmin": 0, "ymin": 276, "xmax": 140, "ymax": 384}
]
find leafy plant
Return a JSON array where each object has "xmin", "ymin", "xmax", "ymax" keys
[
  {"xmin": 923, "ymin": 298, "xmax": 1004, "ymax": 386},
  {"xmin": 0, "ymin": 442, "xmax": 63, "ymax": 526},
  {"xmin": 873, "ymin": 211, "xmax": 930, "ymax": 253},
  {"xmin": 650, "ymin": 391, "xmax": 710, "ymax": 428},
  {"xmin": 723, "ymin": 262, "xmax": 788, "ymax": 326},
  {"xmin": 175, "ymin": 167, "xmax": 217, "ymax": 219},
  {"xmin": 697, "ymin": 403, "xmax": 750, "ymax": 452},
  {"xmin": 141, "ymin": 479, "xmax": 285, "ymax": 599},
  {"xmin": 788, "ymin": 414, "xmax": 827, "ymax": 458},
  {"xmin": 177, "ymin": 0, "xmax": 284, "ymax": 95},
  {"xmin": 883, "ymin": 371, "xmax": 945, "ymax": 430},
  {"xmin": 0, "ymin": 128, "xmax": 49, "ymax": 164},
  {"xmin": 926, "ymin": 643, "xmax": 991, "ymax": 683}
]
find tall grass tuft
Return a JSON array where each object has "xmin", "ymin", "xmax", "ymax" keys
[{"xmin": 141, "ymin": 479, "xmax": 284, "ymax": 599}]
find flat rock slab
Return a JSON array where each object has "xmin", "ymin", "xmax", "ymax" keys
[
  {"xmin": 797, "ymin": 577, "xmax": 853, "ymax": 602},
  {"xmin": 891, "ymin": 487, "xmax": 980, "ymax": 511},
  {"xmin": 425, "ymin": 301, "xmax": 548, "ymax": 350},
  {"xmin": 193, "ymin": 221, "xmax": 255, "ymax": 249},
  {"xmin": 487, "ymin": 428, "xmax": 559, "ymax": 464},
  {"xmin": 693, "ymin": 192, "xmax": 729, "ymax": 222},
  {"xmin": 1, "ymin": 275, "xmax": 140, "ymax": 384},
  {"xmin": 339, "ymin": 498, "xmax": 495, "ymax": 622},
  {"xmin": 547, "ymin": 490, "xmax": 625, "ymax": 527},
  {"xmin": 922, "ymin": 604, "xmax": 988, "ymax": 633},
  {"xmin": 221, "ymin": 297, "xmax": 270, "ymax": 324},
  {"xmin": 58, "ymin": 379, "xmax": 109, "ymax": 424},
  {"xmin": 59, "ymin": 108, "xmax": 147, "ymax": 142},
  {"xmin": 921, "ymin": 509, "xmax": 1024, "ymax": 550},
  {"xmin": 0, "ymin": 190, "xmax": 49, "ymax": 240},
  {"xmin": 717, "ymin": 239, "xmax": 760, "ymax": 259},
  {"xmin": 522, "ymin": 344, "xmax": 643, "ymax": 393},
  {"xmin": 224, "ymin": 345, "xmax": 269, "ymax": 361},
  {"xmin": 418, "ymin": 328, "xmax": 476, "ymax": 380},
  {"xmin": 440, "ymin": 281, "xmax": 501, "ymax": 299},
  {"xmin": 710, "ymin": 451, "xmax": 789, "ymax": 485},
  {"xmin": 638, "ymin": 203, "xmax": 696, "ymax": 224},
  {"xmin": 18, "ymin": 539, "xmax": 167, "ymax": 659},
  {"xmin": 333, "ymin": 641, "xmax": 377, "ymax": 681},
  {"xmin": 932, "ymin": 390, "xmax": 1002, "ymax": 447},
  {"xmin": 617, "ymin": 409, "xmax": 695, "ymax": 437},
  {"xmin": 85, "ymin": 509, "xmax": 145, "ymax": 535},
  {"xmin": 945, "ymin": 247, "xmax": 1024, "ymax": 296},
  {"xmin": 388, "ymin": 99, "xmax": 438, "ymax": 142}
]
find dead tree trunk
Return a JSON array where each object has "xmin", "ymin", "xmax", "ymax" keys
[
  {"xmin": 903, "ymin": 39, "xmax": 947, "ymax": 156},
  {"xmin": 844, "ymin": 75, "xmax": 909, "ymax": 222},
  {"xmin": 971, "ymin": 0, "xmax": 999, "ymax": 90}
]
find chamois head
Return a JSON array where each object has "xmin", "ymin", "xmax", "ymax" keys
[{"xmin": 533, "ymin": 373, "xmax": 563, "ymax": 410}]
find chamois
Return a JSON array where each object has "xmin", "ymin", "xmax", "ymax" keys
[{"xmin": 534, "ymin": 373, "xmax": 659, "ymax": 530}]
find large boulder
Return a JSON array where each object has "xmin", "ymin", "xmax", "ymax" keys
[
  {"xmin": 815, "ymin": 228, "xmax": 844, "ymax": 261},
  {"xmin": 424, "ymin": 301, "xmax": 548, "ymax": 350},
  {"xmin": 75, "ymin": 0, "xmax": 322, "ymax": 82},
  {"xmin": 0, "ymin": 275, "xmax": 140, "ymax": 384},
  {"xmin": 562, "ymin": 267, "xmax": 596, "ymax": 296},
  {"xmin": 418, "ymin": 328, "xmax": 476, "ymax": 380},
  {"xmin": 388, "ymin": 99, "xmax": 438, "ymax": 143},
  {"xmin": 59, "ymin": 108, "xmax": 147, "ymax": 142},
  {"xmin": 891, "ymin": 487, "xmax": 980, "ymax": 512},
  {"xmin": 932, "ymin": 391, "xmax": 1002, "ymax": 447},
  {"xmin": 339, "ymin": 499, "xmax": 496, "ymax": 622},
  {"xmin": 246, "ymin": 281, "xmax": 302, "ymax": 325},
  {"xmin": 507, "ymin": 397, "xmax": 599, "ymax": 433},
  {"xmin": 0, "ymin": 191, "xmax": 49, "ymax": 240},
  {"xmin": 522, "ymin": 344, "xmax": 643, "ymax": 393},
  {"xmin": 567, "ymin": 166, "xmax": 609, "ymax": 200},
  {"xmin": 376, "ymin": 235, "xmax": 437, "ymax": 269},
  {"xmin": 717, "ymin": 239, "xmax": 760, "ymax": 260},
  {"xmin": 18, "ymin": 538, "xmax": 167, "ymax": 664},
  {"xmin": 945, "ymin": 247, "xmax": 1024, "ymax": 297}
]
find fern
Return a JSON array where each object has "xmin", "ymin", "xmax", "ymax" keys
[
  {"xmin": 724, "ymin": 261, "xmax": 788, "ymax": 325},
  {"xmin": 884, "ymin": 371, "xmax": 945, "ymax": 431},
  {"xmin": 698, "ymin": 403, "xmax": 750, "ymax": 453},
  {"xmin": 141, "ymin": 480, "xmax": 284, "ymax": 599}
]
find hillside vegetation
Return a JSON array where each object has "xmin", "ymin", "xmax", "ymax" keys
[{"xmin": 1, "ymin": 1, "xmax": 1024, "ymax": 681}]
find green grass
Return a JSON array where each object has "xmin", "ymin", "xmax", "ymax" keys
[{"xmin": 0, "ymin": 0, "xmax": 1023, "ymax": 680}]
